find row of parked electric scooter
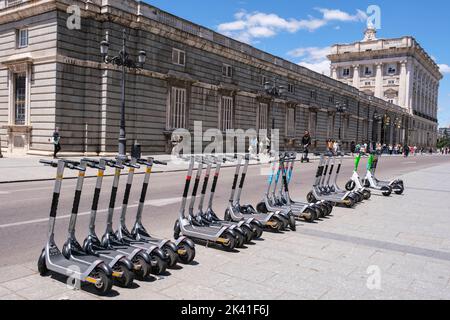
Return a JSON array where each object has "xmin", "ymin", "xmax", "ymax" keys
[{"xmin": 37, "ymin": 151, "xmax": 403, "ymax": 295}]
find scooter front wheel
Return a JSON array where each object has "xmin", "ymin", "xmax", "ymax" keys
[
  {"xmin": 163, "ymin": 245, "xmax": 179, "ymax": 269},
  {"xmin": 307, "ymin": 192, "xmax": 317, "ymax": 203},
  {"xmin": 346, "ymin": 180, "xmax": 356, "ymax": 191},
  {"xmin": 289, "ymin": 215, "xmax": 297, "ymax": 231},
  {"xmin": 114, "ymin": 261, "xmax": 135, "ymax": 288},
  {"xmin": 256, "ymin": 202, "xmax": 268, "ymax": 214},
  {"xmin": 37, "ymin": 250, "xmax": 48, "ymax": 276},
  {"xmin": 362, "ymin": 189, "xmax": 371, "ymax": 200}
]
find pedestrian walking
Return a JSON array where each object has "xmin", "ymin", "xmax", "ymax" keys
[
  {"xmin": 350, "ymin": 141, "xmax": 356, "ymax": 156},
  {"xmin": 301, "ymin": 131, "xmax": 312, "ymax": 161},
  {"xmin": 51, "ymin": 128, "xmax": 61, "ymax": 159},
  {"xmin": 404, "ymin": 144, "xmax": 410, "ymax": 158}
]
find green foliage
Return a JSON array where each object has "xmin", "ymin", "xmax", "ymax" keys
[{"xmin": 437, "ymin": 138, "xmax": 450, "ymax": 149}]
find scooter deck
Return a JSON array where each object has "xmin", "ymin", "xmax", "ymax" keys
[{"xmin": 183, "ymin": 224, "xmax": 225, "ymax": 236}]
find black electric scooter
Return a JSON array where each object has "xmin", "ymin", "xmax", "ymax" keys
[
  {"xmin": 130, "ymin": 157, "xmax": 196, "ymax": 265},
  {"xmin": 174, "ymin": 157, "xmax": 238, "ymax": 251},
  {"xmin": 38, "ymin": 159, "xmax": 113, "ymax": 295},
  {"xmin": 82, "ymin": 158, "xmax": 153, "ymax": 281},
  {"xmin": 114, "ymin": 158, "xmax": 170, "ymax": 275},
  {"xmin": 100, "ymin": 158, "xmax": 166, "ymax": 276},
  {"xmin": 61, "ymin": 159, "xmax": 135, "ymax": 288}
]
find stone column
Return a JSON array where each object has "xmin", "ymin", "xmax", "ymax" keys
[
  {"xmin": 399, "ymin": 60, "xmax": 407, "ymax": 108},
  {"xmin": 331, "ymin": 66, "xmax": 338, "ymax": 79},
  {"xmin": 352, "ymin": 64, "xmax": 360, "ymax": 89},
  {"xmin": 406, "ymin": 60, "xmax": 415, "ymax": 113},
  {"xmin": 375, "ymin": 63, "xmax": 383, "ymax": 99}
]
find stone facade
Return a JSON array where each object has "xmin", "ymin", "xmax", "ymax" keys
[
  {"xmin": 328, "ymin": 27, "xmax": 442, "ymax": 148},
  {"xmin": 0, "ymin": 0, "xmax": 411, "ymax": 156}
]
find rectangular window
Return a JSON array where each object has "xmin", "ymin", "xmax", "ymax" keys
[
  {"xmin": 364, "ymin": 66, "xmax": 372, "ymax": 76},
  {"xmin": 388, "ymin": 80, "xmax": 395, "ymax": 85},
  {"xmin": 17, "ymin": 28, "xmax": 28, "ymax": 48},
  {"xmin": 222, "ymin": 64, "xmax": 233, "ymax": 78},
  {"xmin": 327, "ymin": 114, "xmax": 335, "ymax": 139},
  {"xmin": 172, "ymin": 48, "xmax": 185, "ymax": 66},
  {"xmin": 286, "ymin": 107, "xmax": 296, "ymax": 137},
  {"xmin": 220, "ymin": 96, "xmax": 234, "ymax": 131},
  {"xmin": 329, "ymin": 96, "xmax": 334, "ymax": 104},
  {"xmin": 14, "ymin": 74, "xmax": 26, "ymax": 125},
  {"xmin": 365, "ymin": 81, "xmax": 371, "ymax": 86},
  {"xmin": 308, "ymin": 111, "xmax": 317, "ymax": 138},
  {"xmin": 388, "ymin": 65, "xmax": 397, "ymax": 75},
  {"xmin": 287, "ymin": 83, "xmax": 295, "ymax": 93},
  {"xmin": 168, "ymin": 87, "xmax": 187, "ymax": 129},
  {"xmin": 261, "ymin": 75, "xmax": 267, "ymax": 86},
  {"xmin": 310, "ymin": 90, "xmax": 317, "ymax": 100},
  {"xmin": 343, "ymin": 68, "xmax": 350, "ymax": 77},
  {"xmin": 257, "ymin": 103, "xmax": 268, "ymax": 131}
]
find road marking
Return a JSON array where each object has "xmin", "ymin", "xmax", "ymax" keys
[
  {"xmin": 403, "ymin": 161, "xmax": 417, "ymax": 164},
  {"xmin": 143, "ymin": 197, "xmax": 184, "ymax": 207},
  {"xmin": 0, "ymin": 196, "xmax": 183, "ymax": 229},
  {"xmin": 0, "ymin": 191, "xmax": 10, "ymax": 195}
]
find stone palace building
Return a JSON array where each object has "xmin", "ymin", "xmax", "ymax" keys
[
  {"xmin": 328, "ymin": 26, "xmax": 442, "ymax": 151},
  {"xmin": 0, "ymin": 0, "xmax": 441, "ymax": 156}
]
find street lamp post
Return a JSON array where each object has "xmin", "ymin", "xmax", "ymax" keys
[
  {"xmin": 100, "ymin": 29, "xmax": 146, "ymax": 159},
  {"xmin": 335, "ymin": 101, "xmax": 347, "ymax": 141},
  {"xmin": 264, "ymin": 79, "xmax": 285, "ymax": 133}
]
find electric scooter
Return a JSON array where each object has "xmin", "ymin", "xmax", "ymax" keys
[
  {"xmin": 114, "ymin": 158, "xmax": 170, "ymax": 275},
  {"xmin": 281, "ymin": 153, "xmax": 334, "ymax": 217},
  {"xmin": 361, "ymin": 153, "xmax": 393, "ymax": 197},
  {"xmin": 61, "ymin": 159, "xmax": 135, "ymax": 288},
  {"xmin": 130, "ymin": 157, "xmax": 196, "ymax": 265},
  {"xmin": 174, "ymin": 157, "xmax": 238, "ymax": 251},
  {"xmin": 275, "ymin": 152, "xmax": 332, "ymax": 219},
  {"xmin": 364, "ymin": 153, "xmax": 404, "ymax": 195},
  {"xmin": 307, "ymin": 155, "xmax": 356, "ymax": 208},
  {"xmin": 82, "ymin": 158, "xmax": 153, "ymax": 281},
  {"xmin": 257, "ymin": 153, "xmax": 317, "ymax": 222},
  {"xmin": 203, "ymin": 155, "xmax": 259, "ymax": 243},
  {"xmin": 100, "ymin": 158, "xmax": 166, "ymax": 276},
  {"xmin": 345, "ymin": 153, "xmax": 372, "ymax": 200},
  {"xmin": 196, "ymin": 156, "xmax": 253, "ymax": 247},
  {"xmin": 224, "ymin": 155, "xmax": 286, "ymax": 233},
  {"xmin": 38, "ymin": 159, "xmax": 113, "ymax": 295}
]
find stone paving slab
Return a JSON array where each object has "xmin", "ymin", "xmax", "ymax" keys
[{"xmin": 1, "ymin": 162, "xmax": 450, "ymax": 300}]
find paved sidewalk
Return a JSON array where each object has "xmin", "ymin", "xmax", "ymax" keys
[{"xmin": 1, "ymin": 162, "xmax": 449, "ymax": 300}]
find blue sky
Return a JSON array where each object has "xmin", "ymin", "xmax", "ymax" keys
[{"xmin": 146, "ymin": 0, "xmax": 450, "ymax": 127}]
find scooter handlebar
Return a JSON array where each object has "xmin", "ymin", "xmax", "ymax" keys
[
  {"xmin": 39, "ymin": 159, "xmax": 58, "ymax": 168},
  {"xmin": 153, "ymin": 160, "xmax": 168, "ymax": 166},
  {"xmin": 102, "ymin": 159, "xmax": 125, "ymax": 169}
]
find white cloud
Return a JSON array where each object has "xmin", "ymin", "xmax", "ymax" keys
[
  {"xmin": 217, "ymin": 8, "xmax": 367, "ymax": 44},
  {"xmin": 287, "ymin": 46, "xmax": 332, "ymax": 75},
  {"xmin": 439, "ymin": 64, "xmax": 450, "ymax": 73}
]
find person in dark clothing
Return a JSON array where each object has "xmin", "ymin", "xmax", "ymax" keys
[
  {"xmin": 403, "ymin": 144, "xmax": 410, "ymax": 158},
  {"xmin": 301, "ymin": 131, "xmax": 312, "ymax": 162},
  {"xmin": 350, "ymin": 141, "xmax": 356, "ymax": 155},
  {"xmin": 52, "ymin": 128, "xmax": 61, "ymax": 159}
]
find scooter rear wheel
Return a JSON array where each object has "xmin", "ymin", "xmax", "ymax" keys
[
  {"xmin": 92, "ymin": 268, "xmax": 113, "ymax": 296},
  {"xmin": 381, "ymin": 186, "xmax": 392, "ymax": 197},
  {"xmin": 250, "ymin": 222, "xmax": 263, "ymax": 240},
  {"xmin": 302, "ymin": 207, "xmax": 316, "ymax": 223},
  {"xmin": 114, "ymin": 261, "xmax": 135, "ymax": 288},
  {"xmin": 151, "ymin": 253, "xmax": 168, "ymax": 275},
  {"xmin": 241, "ymin": 224, "xmax": 254, "ymax": 243},
  {"xmin": 177, "ymin": 243, "xmax": 196, "ymax": 264},
  {"xmin": 234, "ymin": 229, "xmax": 246, "ymax": 248},
  {"xmin": 163, "ymin": 245, "xmax": 179, "ymax": 269},
  {"xmin": 394, "ymin": 184, "xmax": 404, "ymax": 195},
  {"xmin": 289, "ymin": 215, "xmax": 297, "ymax": 231},
  {"xmin": 362, "ymin": 189, "xmax": 371, "ymax": 200},
  {"xmin": 134, "ymin": 256, "xmax": 151, "ymax": 280},
  {"xmin": 220, "ymin": 232, "xmax": 237, "ymax": 251}
]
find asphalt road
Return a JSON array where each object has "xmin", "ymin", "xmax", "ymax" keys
[{"xmin": 0, "ymin": 155, "xmax": 448, "ymax": 268}]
